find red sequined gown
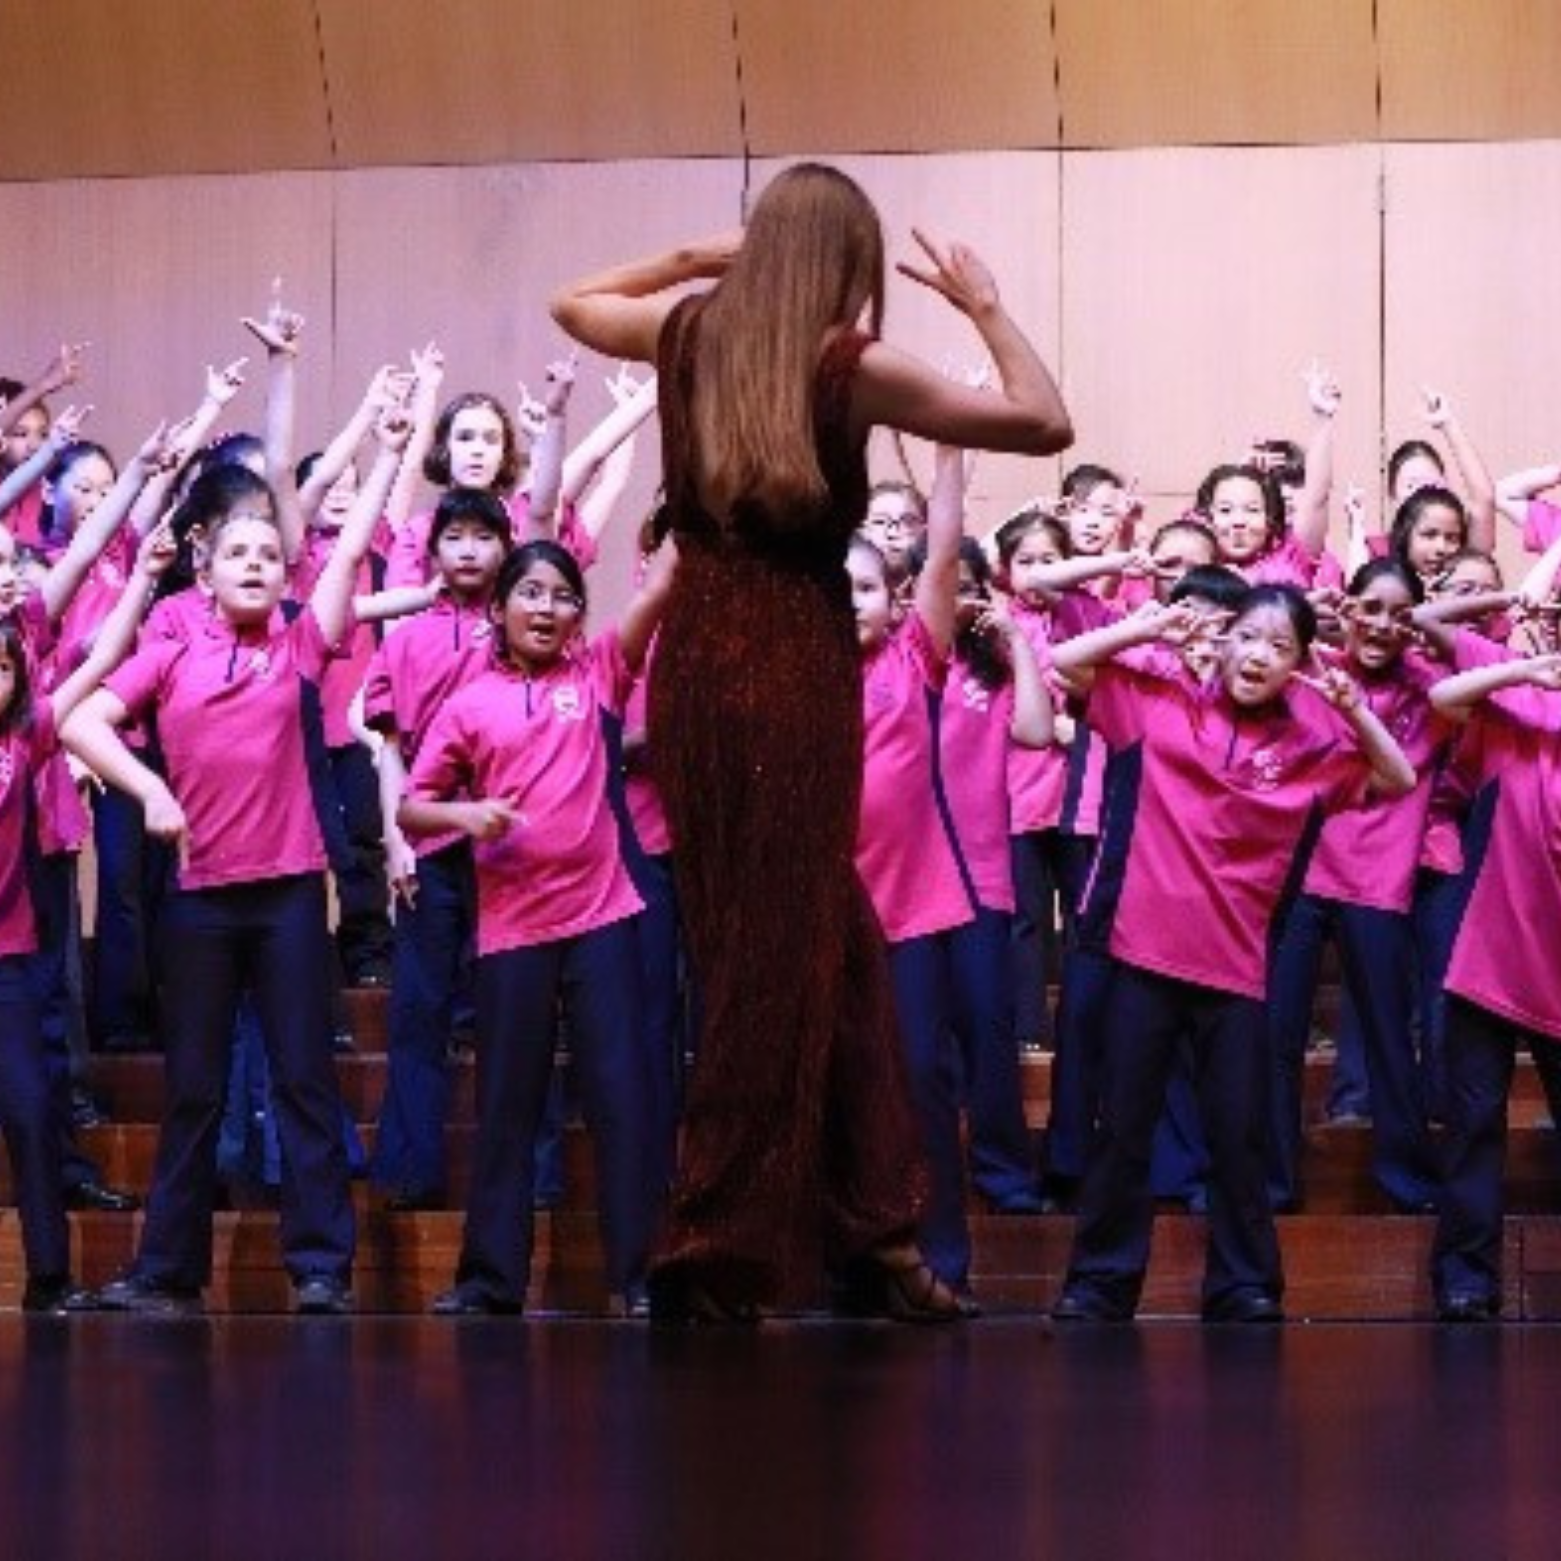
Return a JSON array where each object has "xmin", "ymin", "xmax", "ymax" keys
[{"xmin": 648, "ymin": 298, "xmax": 927, "ymax": 1305}]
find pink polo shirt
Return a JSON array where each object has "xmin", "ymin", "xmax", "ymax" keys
[
  {"xmin": 2, "ymin": 487, "xmax": 46, "ymax": 551},
  {"xmin": 1442, "ymin": 631, "xmax": 1561, "ymax": 1039},
  {"xmin": 0, "ymin": 704, "xmax": 57, "ymax": 956},
  {"xmin": 1303, "ymin": 652, "xmax": 1447, "ymax": 913},
  {"xmin": 290, "ymin": 519, "xmax": 393, "ymax": 749},
  {"xmin": 1081, "ymin": 660, "xmax": 1373, "ymax": 1000},
  {"xmin": 361, "ymin": 595, "xmax": 495, "ymax": 859},
  {"xmin": 104, "ymin": 607, "xmax": 340, "ymax": 891},
  {"xmin": 622, "ymin": 645, "xmax": 670, "ymax": 857},
  {"xmin": 406, "ymin": 634, "xmax": 643, "ymax": 955},
  {"xmin": 940, "ymin": 659, "xmax": 1016, "ymax": 913},
  {"xmin": 856, "ymin": 610, "xmax": 973, "ymax": 944},
  {"xmin": 383, "ymin": 494, "xmax": 596, "ymax": 590},
  {"xmin": 1046, "ymin": 590, "xmax": 1120, "ymax": 839},
  {"xmin": 1241, "ymin": 532, "xmax": 1321, "ymax": 588},
  {"xmin": 1523, "ymin": 498, "xmax": 1561, "ymax": 555},
  {"xmin": 1006, "ymin": 600, "xmax": 1069, "ymax": 835}
]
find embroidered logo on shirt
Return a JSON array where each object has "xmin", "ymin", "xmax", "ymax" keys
[
  {"xmin": 1240, "ymin": 746, "xmax": 1287, "ymax": 792},
  {"xmin": 248, "ymin": 650, "xmax": 275, "ymax": 682},
  {"xmin": 471, "ymin": 621, "xmax": 493, "ymax": 643},
  {"xmin": 551, "ymin": 686, "xmax": 585, "ymax": 723},
  {"xmin": 960, "ymin": 677, "xmax": 992, "ymax": 714}
]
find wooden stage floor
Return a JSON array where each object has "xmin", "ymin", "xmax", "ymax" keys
[{"xmin": 2, "ymin": 1317, "xmax": 1557, "ymax": 1560}]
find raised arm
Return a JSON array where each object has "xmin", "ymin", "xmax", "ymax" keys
[
  {"xmin": 1495, "ymin": 462, "xmax": 1561, "ymax": 530},
  {"xmin": 1430, "ymin": 651, "xmax": 1560, "ymax": 722},
  {"xmin": 308, "ymin": 409, "xmax": 411, "ymax": 648},
  {"xmin": 561, "ymin": 366, "xmax": 658, "ymax": 509},
  {"xmin": 1290, "ymin": 363, "xmax": 1340, "ymax": 558},
  {"xmin": 0, "ymin": 403, "xmax": 89, "ymax": 516},
  {"xmin": 385, "ymin": 343, "xmax": 445, "ymax": 534},
  {"xmin": 49, "ymin": 521, "xmax": 174, "ymax": 725},
  {"xmin": 298, "ymin": 365, "xmax": 407, "ymax": 523},
  {"xmin": 0, "ymin": 343, "xmax": 85, "ymax": 437},
  {"xmin": 1291, "ymin": 656, "xmax": 1416, "ymax": 797},
  {"xmin": 39, "ymin": 421, "xmax": 172, "ymax": 624},
  {"xmin": 243, "ymin": 279, "xmax": 307, "ymax": 563},
  {"xmin": 1424, "ymin": 388, "xmax": 1496, "ymax": 553},
  {"xmin": 853, "ymin": 234, "xmax": 1071, "ymax": 455},
  {"xmin": 517, "ymin": 354, "xmax": 575, "ymax": 535},
  {"xmin": 1049, "ymin": 601, "xmax": 1190, "ymax": 693},
  {"xmin": 550, "ymin": 232, "xmax": 742, "ymax": 364},
  {"xmin": 915, "ymin": 441, "xmax": 965, "ymax": 656},
  {"xmin": 618, "ymin": 533, "xmax": 680, "ymax": 673}
]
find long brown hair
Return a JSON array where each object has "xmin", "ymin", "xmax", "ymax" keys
[{"xmin": 691, "ymin": 163, "xmax": 885, "ymax": 519}]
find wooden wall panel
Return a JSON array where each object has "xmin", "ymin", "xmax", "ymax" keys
[
  {"xmin": 1380, "ymin": 0, "xmax": 1561, "ymax": 143},
  {"xmin": 737, "ymin": 0, "xmax": 1058, "ymax": 155},
  {"xmin": 0, "ymin": 1, "xmax": 330, "ymax": 180},
  {"xmin": 1060, "ymin": 146, "xmax": 1383, "ymax": 543},
  {"xmin": 1055, "ymin": 0, "xmax": 1377, "ymax": 149},
  {"xmin": 0, "ymin": 173, "xmax": 335, "ymax": 465},
  {"xmin": 333, "ymin": 158, "xmax": 745, "ymax": 614},
  {"xmin": 750, "ymin": 153, "xmax": 1063, "ymax": 530},
  {"xmin": 1383, "ymin": 141, "xmax": 1561, "ymax": 584},
  {"xmin": 318, "ymin": 0, "xmax": 743, "ymax": 165}
]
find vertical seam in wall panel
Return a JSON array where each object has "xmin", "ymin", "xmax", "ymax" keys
[
  {"xmin": 1372, "ymin": 0, "xmax": 1387, "ymax": 491},
  {"xmin": 1049, "ymin": 0, "xmax": 1066, "ymax": 453},
  {"xmin": 310, "ymin": 0, "xmax": 341, "ymax": 407},
  {"xmin": 729, "ymin": 3, "xmax": 753, "ymax": 218}
]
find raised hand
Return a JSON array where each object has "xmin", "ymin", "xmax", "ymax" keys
[
  {"xmin": 46, "ymin": 403, "xmax": 91, "ymax": 450},
  {"xmin": 515, "ymin": 380, "xmax": 549, "ymax": 443},
  {"xmin": 374, "ymin": 403, "xmax": 414, "ymax": 453},
  {"xmin": 897, "ymin": 230, "xmax": 1001, "ymax": 318},
  {"xmin": 204, "ymin": 356, "xmax": 248, "ymax": 407},
  {"xmin": 134, "ymin": 517, "xmax": 179, "ymax": 580},
  {"xmin": 41, "ymin": 342, "xmax": 88, "ymax": 393},
  {"xmin": 542, "ymin": 351, "xmax": 579, "ymax": 417},
  {"xmin": 242, "ymin": 276, "xmax": 305, "ymax": 356},
  {"xmin": 1290, "ymin": 646, "xmax": 1362, "ymax": 710},
  {"xmin": 409, "ymin": 341, "xmax": 446, "ymax": 389},
  {"xmin": 605, "ymin": 362, "xmax": 651, "ymax": 406},
  {"xmin": 1422, "ymin": 386, "xmax": 1452, "ymax": 429},
  {"xmin": 1304, "ymin": 360, "xmax": 1341, "ymax": 419}
]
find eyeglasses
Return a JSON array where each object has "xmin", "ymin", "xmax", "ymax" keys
[{"xmin": 512, "ymin": 582, "xmax": 583, "ymax": 613}]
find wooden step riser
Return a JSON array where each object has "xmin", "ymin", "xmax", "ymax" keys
[{"xmin": 12, "ymin": 1121, "xmax": 1561, "ymax": 1218}]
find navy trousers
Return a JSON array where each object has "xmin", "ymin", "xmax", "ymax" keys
[
  {"xmin": 630, "ymin": 850, "xmax": 684, "ymax": 1196},
  {"xmin": 1412, "ymin": 868, "xmax": 1465, "ymax": 1123},
  {"xmin": 1268, "ymin": 893, "xmax": 1437, "ymax": 1211},
  {"xmin": 455, "ymin": 920, "xmax": 652, "ymax": 1307},
  {"xmin": 948, "ymin": 907, "xmax": 1040, "ymax": 1206},
  {"xmin": 1063, "ymin": 961, "xmax": 1282, "ymax": 1317},
  {"xmin": 372, "ymin": 843, "xmax": 475, "ymax": 1199},
  {"xmin": 1009, "ymin": 829, "xmax": 1092, "ymax": 1048},
  {"xmin": 326, "ymin": 743, "xmax": 393, "ymax": 980},
  {"xmin": 134, "ymin": 874, "xmax": 354, "ymax": 1288},
  {"xmin": 0, "ymin": 955, "xmax": 70, "ymax": 1279},
  {"xmin": 91, "ymin": 782, "xmax": 170, "ymax": 1045},
  {"xmin": 888, "ymin": 931, "xmax": 970, "ymax": 1288},
  {"xmin": 1432, "ymin": 996, "xmax": 1561, "ymax": 1307}
]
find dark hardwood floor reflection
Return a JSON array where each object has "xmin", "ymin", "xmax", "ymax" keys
[{"xmin": 0, "ymin": 1318, "xmax": 1556, "ymax": 1560}]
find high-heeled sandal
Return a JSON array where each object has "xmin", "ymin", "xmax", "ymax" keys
[
  {"xmin": 647, "ymin": 1267, "xmax": 761, "ymax": 1327},
  {"xmin": 835, "ymin": 1248, "xmax": 978, "ymax": 1324}
]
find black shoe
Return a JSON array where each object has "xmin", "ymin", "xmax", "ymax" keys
[
  {"xmin": 1051, "ymin": 1287, "xmax": 1133, "ymax": 1323},
  {"xmin": 65, "ymin": 1180, "xmax": 142, "ymax": 1214},
  {"xmin": 70, "ymin": 1090, "xmax": 107, "ymax": 1130},
  {"xmin": 95, "ymin": 1275, "xmax": 204, "ymax": 1317},
  {"xmin": 431, "ymin": 1287, "xmax": 522, "ymax": 1317},
  {"xmin": 21, "ymin": 1277, "xmax": 100, "ymax": 1315},
  {"xmin": 1436, "ymin": 1290, "xmax": 1498, "ymax": 1324},
  {"xmin": 1203, "ymin": 1292, "xmax": 1285, "ymax": 1325},
  {"xmin": 295, "ymin": 1276, "xmax": 353, "ymax": 1316}
]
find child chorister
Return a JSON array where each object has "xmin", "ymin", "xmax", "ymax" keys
[
  {"xmin": 400, "ymin": 538, "xmax": 677, "ymax": 1316},
  {"xmin": 1426, "ymin": 633, "xmax": 1561, "ymax": 1320},
  {"xmin": 1048, "ymin": 585, "xmax": 1416, "ymax": 1323},
  {"xmin": 61, "ymin": 411, "xmax": 410, "ymax": 1315}
]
